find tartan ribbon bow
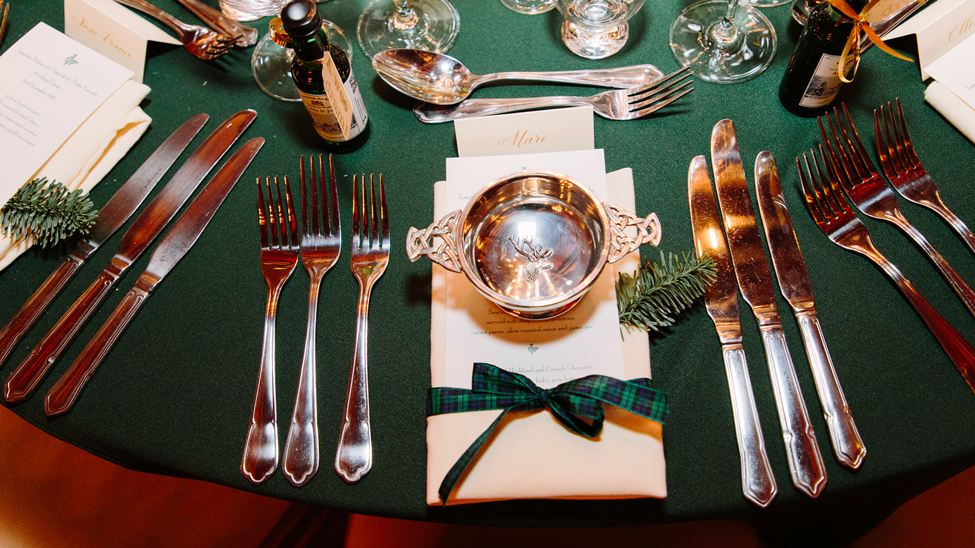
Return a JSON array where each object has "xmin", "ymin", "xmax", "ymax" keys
[
  {"xmin": 427, "ymin": 363, "xmax": 668, "ymax": 504},
  {"xmin": 827, "ymin": 0, "xmax": 914, "ymax": 83}
]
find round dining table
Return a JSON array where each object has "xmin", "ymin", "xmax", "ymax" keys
[{"xmin": 2, "ymin": 1, "xmax": 974, "ymax": 546}]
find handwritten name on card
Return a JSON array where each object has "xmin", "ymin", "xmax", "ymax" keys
[{"xmin": 454, "ymin": 106, "xmax": 594, "ymax": 157}]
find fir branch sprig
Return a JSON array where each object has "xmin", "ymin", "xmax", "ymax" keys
[
  {"xmin": 0, "ymin": 178, "xmax": 98, "ymax": 248},
  {"xmin": 617, "ymin": 251, "xmax": 717, "ymax": 333}
]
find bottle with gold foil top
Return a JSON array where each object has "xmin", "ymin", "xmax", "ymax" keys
[
  {"xmin": 275, "ymin": 0, "xmax": 370, "ymax": 151},
  {"xmin": 778, "ymin": 0, "xmax": 867, "ymax": 117}
]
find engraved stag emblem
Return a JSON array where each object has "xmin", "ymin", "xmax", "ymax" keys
[{"xmin": 508, "ymin": 235, "xmax": 553, "ymax": 283}]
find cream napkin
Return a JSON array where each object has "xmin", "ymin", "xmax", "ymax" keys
[
  {"xmin": 0, "ymin": 80, "xmax": 151, "ymax": 271},
  {"xmin": 925, "ymin": 81, "xmax": 975, "ymax": 144},
  {"xmin": 426, "ymin": 168, "xmax": 666, "ymax": 506}
]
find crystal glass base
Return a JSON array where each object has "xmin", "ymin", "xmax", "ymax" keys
[
  {"xmin": 251, "ymin": 21, "xmax": 353, "ymax": 102},
  {"xmin": 561, "ymin": 21, "xmax": 629, "ymax": 59},
  {"xmin": 356, "ymin": 0, "xmax": 460, "ymax": 59},
  {"xmin": 669, "ymin": 0, "xmax": 776, "ymax": 84},
  {"xmin": 501, "ymin": 0, "xmax": 557, "ymax": 14},
  {"xmin": 741, "ymin": 0, "xmax": 792, "ymax": 7},
  {"xmin": 219, "ymin": 0, "xmax": 287, "ymax": 22}
]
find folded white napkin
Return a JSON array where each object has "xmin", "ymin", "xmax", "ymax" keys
[
  {"xmin": 426, "ymin": 168, "xmax": 666, "ymax": 506},
  {"xmin": 0, "ymin": 80, "xmax": 151, "ymax": 271},
  {"xmin": 925, "ymin": 80, "xmax": 975, "ymax": 144}
]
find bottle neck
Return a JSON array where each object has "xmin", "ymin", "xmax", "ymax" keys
[{"xmin": 290, "ymin": 28, "xmax": 328, "ymax": 63}]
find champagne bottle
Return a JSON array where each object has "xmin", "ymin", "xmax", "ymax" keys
[
  {"xmin": 279, "ymin": 0, "xmax": 370, "ymax": 152},
  {"xmin": 779, "ymin": 0, "xmax": 866, "ymax": 117}
]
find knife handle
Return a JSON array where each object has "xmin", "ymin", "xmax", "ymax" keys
[
  {"xmin": 44, "ymin": 281, "xmax": 150, "ymax": 416},
  {"xmin": 5, "ymin": 264, "xmax": 124, "ymax": 402},
  {"xmin": 759, "ymin": 325, "xmax": 828, "ymax": 497},
  {"xmin": 0, "ymin": 253, "xmax": 84, "ymax": 367},
  {"xmin": 721, "ymin": 343, "xmax": 777, "ymax": 507},
  {"xmin": 795, "ymin": 311, "xmax": 866, "ymax": 470}
]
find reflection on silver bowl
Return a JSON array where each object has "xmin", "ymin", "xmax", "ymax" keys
[{"xmin": 407, "ymin": 170, "xmax": 661, "ymax": 319}]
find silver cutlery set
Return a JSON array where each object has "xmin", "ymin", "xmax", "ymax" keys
[
  {"xmin": 371, "ymin": 49, "xmax": 694, "ymax": 122},
  {"xmin": 0, "ymin": 110, "xmax": 262, "ymax": 414},
  {"xmin": 114, "ymin": 0, "xmax": 255, "ymax": 60},
  {"xmin": 241, "ymin": 155, "xmax": 388, "ymax": 487}
]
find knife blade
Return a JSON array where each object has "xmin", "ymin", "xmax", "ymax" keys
[
  {"xmin": 0, "ymin": 113, "xmax": 209, "ymax": 368},
  {"xmin": 711, "ymin": 118, "xmax": 827, "ymax": 498},
  {"xmin": 44, "ymin": 137, "xmax": 265, "ymax": 417},
  {"xmin": 688, "ymin": 155, "xmax": 777, "ymax": 508},
  {"xmin": 5, "ymin": 109, "xmax": 256, "ymax": 402},
  {"xmin": 755, "ymin": 150, "xmax": 866, "ymax": 471}
]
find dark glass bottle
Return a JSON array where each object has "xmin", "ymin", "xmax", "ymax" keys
[
  {"xmin": 280, "ymin": 0, "xmax": 370, "ymax": 152},
  {"xmin": 779, "ymin": 0, "xmax": 867, "ymax": 117}
]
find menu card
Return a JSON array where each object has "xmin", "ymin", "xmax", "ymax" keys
[
  {"xmin": 441, "ymin": 149, "xmax": 626, "ymax": 390},
  {"xmin": 0, "ymin": 22, "xmax": 132, "ymax": 201}
]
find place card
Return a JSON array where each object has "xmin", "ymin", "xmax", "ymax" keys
[
  {"xmin": 0, "ymin": 22, "xmax": 133, "ymax": 205},
  {"xmin": 440, "ymin": 149, "xmax": 626, "ymax": 390},
  {"xmin": 64, "ymin": 0, "xmax": 180, "ymax": 83},
  {"xmin": 926, "ymin": 32, "xmax": 975, "ymax": 109},
  {"xmin": 884, "ymin": 0, "xmax": 975, "ymax": 79},
  {"xmin": 453, "ymin": 106, "xmax": 594, "ymax": 158}
]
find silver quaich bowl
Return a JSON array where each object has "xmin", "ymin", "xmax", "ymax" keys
[{"xmin": 407, "ymin": 170, "xmax": 661, "ymax": 320}]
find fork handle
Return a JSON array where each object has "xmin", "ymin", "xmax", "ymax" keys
[
  {"xmin": 759, "ymin": 324, "xmax": 828, "ymax": 498},
  {"xmin": 335, "ymin": 282, "xmax": 374, "ymax": 483},
  {"xmin": 415, "ymin": 96, "xmax": 588, "ymax": 123},
  {"xmin": 283, "ymin": 275, "xmax": 323, "ymax": 487},
  {"xmin": 795, "ymin": 311, "xmax": 866, "ymax": 470},
  {"xmin": 242, "ymin": 288, "xmax": 283, "ymax": 485},
  {"xmin": 0, "ymin": 252, "xmax": 84, "ymax": 368},
  {"xmin": 478, "ymin": 65, "xmax": 661, "ymax": 89},
  {"xmin": 925, "ymin": 199, "xmax": 975, "ymax": 257},
  {"xmin": 174, "ymin": 0, "xmax": 256, "ymax": 46},
  {"xmin": 889, "ymin": 211, "xmax": 975, "ymax": 319},
  {"xmin": 876, "ymin": 257, "xmax": 975, "ymax": 393},
  {"xmin": 6, "ymin": 264, "xmax": 124, "ymax": 402}
]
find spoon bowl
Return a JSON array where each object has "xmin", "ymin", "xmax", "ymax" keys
[{"xmin": 371, "ymin": 49, "xmax": 663, "ymax": 105}]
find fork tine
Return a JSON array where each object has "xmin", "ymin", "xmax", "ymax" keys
[
  {"xmin": 283, "ymin": 175, "xmax": 298, "ymax": 248},
  {"xmin": 379, "ymin": 175, "xmax": 389, "ymax": 246},
  {"xmin": 797, "ymin": 153, "xmax": 827, "ymax": 226},
  {"xmin": 266, "ymin": 177, "xmax": 281, "ymax": 248},
  {"xmin": 629, "ymin": 84, "xmax": 694, "ymax": 118},
  {"xmin": 894, "ymin": 98, "xmax": 921, "ymax": 166},
  {"xmin": 368, "ymin": 174, "xmax": 379, "ymax": 249},
  {"xmin": 327, "ymin": 155, "xmax": 339, "ymax": 238},
  {"xmin": 300, "ymin": 157, "xmax": 311, "ymax": 238},
  {"xmin": 257, "ymin": 177, "xmax": 269, "ymax": 249},
  {"xmin": 874, "ymin": 105, "xmax": 898, "ymax": 178},
  {"xmin": 352, "ymin": 174, "xmax": 361, "ymax": 247},
  {"xmin": 310, "ymin": 155, "xmax": 321, "ymax": 236},
  {"xmin": 625, "ymin": 67, "xmax": 692, "ymax": 97},
  {"xmin": 813, "ymin": 144, "xmax": 848, "ymax": 217}
]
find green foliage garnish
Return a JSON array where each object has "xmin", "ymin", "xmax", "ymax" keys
[
  {"xmin": 617, "ymin": 251, "xmax": 716, "ymax": 333},
  {"xmin": 0, "ymin": 178, "xmax": 98, "ymax": 248}
]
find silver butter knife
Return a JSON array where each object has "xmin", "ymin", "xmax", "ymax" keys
[
  {"xmin": 755, "ymin": 150, "xmax": 866, "ymax": 471},
  {"xmin": 0, "ymin": 114, "xmax": 209, "ymax": 369},
  {"xmin": 688, "ymin": 155, "xmax": 777, "ymax": 508},
  {"xmin": 44, "ymin": 137, "xmax": 266, "ymax": 416},
  {"xmin": 711, "ymin": 119, "xmax": 827, "ymax": 498},
  {"xmin": 5, "ymin": 110, "xmax": 257, "ymax": 402}
]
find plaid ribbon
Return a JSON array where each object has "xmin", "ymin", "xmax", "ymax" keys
[{"xmin": 427, "ymin": 363, "xmax": 669, "ymax": 505}]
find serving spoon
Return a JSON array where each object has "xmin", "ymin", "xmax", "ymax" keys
[{"xmin": 371, "ymin": 48, "xmax": 664, "ymax": 105}]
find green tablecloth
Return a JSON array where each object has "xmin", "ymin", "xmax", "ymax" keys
[{"xmin": 3, "ymin": 1, "xmax": 975, "ymax": 545}]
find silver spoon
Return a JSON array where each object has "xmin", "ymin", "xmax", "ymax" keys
[{"xmin": 371, "ymin": 48, "xmax": 664, "ymax": 105}]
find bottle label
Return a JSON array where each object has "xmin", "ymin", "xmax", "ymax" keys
[
  {"xmin": 798, "ymin": 53, "xmax": 843, "ymax": 108},
  {"xmin": 298, "ymin": 71, "xmax": 368, "ymax": 143}
]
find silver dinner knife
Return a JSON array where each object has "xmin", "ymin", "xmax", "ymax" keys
[
  {"xmin": 44, "ymin": 137, "xmax": 265, "ymax": 417},
  {"xmin": 688, "ymin": 155, "xmax": 777, "ymax": 508},
  {"xmin": 755, "ymin": 151, "xmax": 866, "ymax": 470},
  {"xmin": 5, "ymin": 110, "xmax": 256, "ymax": 403},
  {"xmin": 711, "ymin": 119, "xmax": 827, "ymax": 498},
  {"xmin": 0, "ymin": 113, "xmax": 209, "ymax": 368}
]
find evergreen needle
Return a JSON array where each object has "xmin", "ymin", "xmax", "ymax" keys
[
  {"xmin": 616, "ymin": 251, "xmax": 716, "ymax": 333},
  {"xmin": 0, "ymin": 178, "xmax": 98, "ymax": 248}
]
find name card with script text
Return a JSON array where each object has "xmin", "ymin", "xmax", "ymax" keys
[
  {"xmin": 453, "ymin": 106, "xmax": 594, "ymax": 158},
  {"xmin": 885, "ymin": 0, "xmax": 975, "ymax": 79},
  {"xmin": 64, "ymin": 0, "xmax": 180, "ymax": 83}
]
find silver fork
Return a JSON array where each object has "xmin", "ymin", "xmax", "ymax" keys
[
  {"xmin": 242, "ymin": 176, "xmax": 299, "ymax": 485},
  {"xmin": 174, "ymin": 0, "xmax": 257, "ymax": 47},
  {"xmin": 797, "ymin": 146, "xmax": 975, "ymax": 393},
  {"xmin": 336, "ymin": 174, "xmax": 389, "ymax": 483},
  {"xmin": 414, "ymin": 68, "xmax": 694, "ymax": 123},
  {"xmin": 283, "ymin": 156, "xmax": 341, "ymax": 487},
  {"xmin": 876, "ymin": 98, "xmax": 975, "ymax": 255},
  {"xmin": 820, "ymin": 104, "xmax": 975, "ymax": 320},
  {"xmin": 116, "ymin": 0, "xmax": 237, "ymax": 60}
]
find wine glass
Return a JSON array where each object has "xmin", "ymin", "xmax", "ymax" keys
[
  {"xmin": 741, "ymin": 0, "xmax": 791, "ymax": 7},
  {"xmin": 252, "ymin": 18, "xmax": 353, "ymax": 102},
  {"xmin": 357, "ymin": 0, "xmax": 460, "ymax": 59},
  {"xmin": 556, "ymin": 0, "xmax": 646, "ymax": 60},
  {"xmin": 669, "ymin": 0, "xmax": 776, "ymax": 84}
]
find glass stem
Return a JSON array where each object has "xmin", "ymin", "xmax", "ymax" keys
[
  {"xmin": 710, "ymin": 0, "xmax": 742, "ymax": 50},
  {"xmin": 392, "ymin": 0, "xmax": 419, "ymax": 31}
]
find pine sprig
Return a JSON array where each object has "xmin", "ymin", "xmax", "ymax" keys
[
  {"xmin": 0, "ymin": 178, "xmax": 98, "ymax": 248},
  {"xmin": 616, "ymin": 251, "xmax": 717, "ymax": 333}
]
